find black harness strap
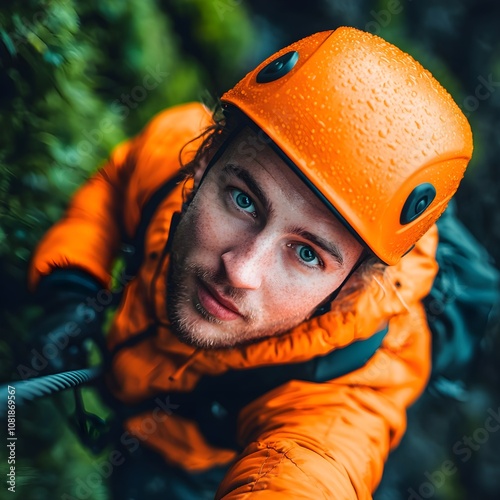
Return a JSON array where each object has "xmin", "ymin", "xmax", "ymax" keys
[{"xmin": 123, "ymin": 173, "xmax": 184, "ymax": 278}]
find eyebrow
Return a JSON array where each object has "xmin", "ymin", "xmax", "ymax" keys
[
  {"xmin": 291, "ymin": 227, "xmax": 345, "ymax": 266},
  {"xmin": 221, "ymin": 164, "xmax": 274, "ymax": 216}
]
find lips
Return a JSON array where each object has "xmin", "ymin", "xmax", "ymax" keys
[{"xmin": 196, "ymin": 279, "xmax": 242, "ymax": 321}]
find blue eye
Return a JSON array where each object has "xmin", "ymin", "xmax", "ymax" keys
[
  {"xmin": 298, "ymin": 245, "xmax": 317, "ymax": 263},
  {"xmin": 230, "ymin": 188, "xmax": 256, "ymax": 215},
  {"xmin": 288, "ymin": 243, "xmax": 322, "ymax": 268}
]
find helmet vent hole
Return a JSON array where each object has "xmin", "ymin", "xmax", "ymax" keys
[
  {"xmin": 256, "ymin": 51, "xmax": 299, "ymax": 83},
  {"xmin": 400, "ymin": 183, "xmax": 436, "ymax": 225}
]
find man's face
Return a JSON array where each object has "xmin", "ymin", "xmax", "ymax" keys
[{"xmin": 168, "ymin": 128, "xmax": 363, "ymax": 349}]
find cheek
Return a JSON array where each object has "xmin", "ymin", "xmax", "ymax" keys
[
  {"xmin": 265, "ymin": 274, "xmax": 336, "ymax": 317},
  {"xmin": 187, "ymin": 190, "xmax": 233, "ymax": 253}
]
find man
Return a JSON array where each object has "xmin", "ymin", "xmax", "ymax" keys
[{"xmin": 29, "ymin": 27, "xmax": 472, "ymax": 498}]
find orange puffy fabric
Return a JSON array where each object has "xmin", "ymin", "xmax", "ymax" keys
[{"xmin": 29, "ymin": 102, "xmax": 438, "ymax": 499}]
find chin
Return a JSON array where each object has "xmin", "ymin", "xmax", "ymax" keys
[
  {"xmin": 167, "ymin": 287, "xmax": 307, "ymax": 350},
  {"xmin": 170, "ymin": 310, "xmax": 293, "ymax": 351},
  {"xmin": 167, "ymin": 301, "xmax": 231, "ymax": 349},
  {"xmin": 172, "ymin": 324, "xmax": 238, "ymax": 350}
]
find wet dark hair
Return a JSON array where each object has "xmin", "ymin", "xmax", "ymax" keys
[{"xmin": 179, "ymin": 102, "xmax": 237, "ymax": 179}]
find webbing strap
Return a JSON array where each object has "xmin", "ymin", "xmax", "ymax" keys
[{"xmin": 123, "ymin": 173, "xmax": 184, "ymax": 278}]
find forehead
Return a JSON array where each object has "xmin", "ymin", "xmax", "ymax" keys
[{"xmin": 218, "ymin": 127, "xmax": 343, "ymax": 225}]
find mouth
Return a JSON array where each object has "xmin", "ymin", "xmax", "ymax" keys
[{"xmin": 196, "ymin": 278, "xmax": 242, "ymax": 321}]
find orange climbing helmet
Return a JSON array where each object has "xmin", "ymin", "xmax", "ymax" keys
[{"xmin": 221, "ymin": 27, "xmax": 473, "ymax": 265}]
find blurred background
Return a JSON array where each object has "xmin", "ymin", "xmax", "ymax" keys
[{"xmin": 1, "ymin": 1, "xmax": 499, "ymax": 498}]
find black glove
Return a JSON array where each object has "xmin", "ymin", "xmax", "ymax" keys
[{"xmin": 27, "ymin": 268, "xmax": 108, "ymax": 375}]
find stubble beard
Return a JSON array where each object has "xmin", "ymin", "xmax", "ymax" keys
[
  {"xmin": 167, "ymin": 260, "xmax": 227, "ymax": 349},
  {"xmin": 167, "ymin": 257, "xmax": 311, "ymax": 349}
]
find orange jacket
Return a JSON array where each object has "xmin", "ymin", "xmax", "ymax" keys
[{"xmin": 30, "ymin": 102, "xmax": 438, "ymax": 499}]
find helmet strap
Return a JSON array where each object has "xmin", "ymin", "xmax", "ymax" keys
[{"xmin": 311, "ymin": 250, "xmax": 370, "ymax": 318}]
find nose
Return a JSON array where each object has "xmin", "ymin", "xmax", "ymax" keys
[{"xmin": 221, "ymin": 237, "xmax": 270, "ymax": 290}]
